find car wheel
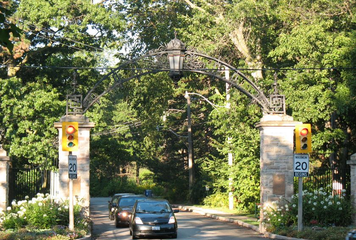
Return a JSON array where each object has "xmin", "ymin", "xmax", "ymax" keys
[
  {"xmin": 171, "ymin": 233, "xmax": 177, "ymax": 238},
  {"xmin": 129, "ymin": 229, "xmax": 132, "ymax": 235},
  {"xmin": 131, "ymin": 232, "xmax": 138, "ymax": 239},
  {"xmin": 115, "ymin": 218, "xmax": 121, "ymax": 228}
]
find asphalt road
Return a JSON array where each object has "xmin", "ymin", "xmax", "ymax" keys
[{"xmin": 90, "ymin": 197, "xmax": 267, "ymax": 240}]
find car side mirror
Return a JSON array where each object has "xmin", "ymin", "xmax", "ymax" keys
[{"xmin": 173, "ymin": 209, "xmax": 179, "ymax": 213}]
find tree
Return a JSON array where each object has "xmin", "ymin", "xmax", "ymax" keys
[
  {"xmin": 0, "ymin": 0, "xmax": 126, "ymax": 168},
  {"xmin": 0, "ymin": 1, "xmax": 22, "ymax": 54}
]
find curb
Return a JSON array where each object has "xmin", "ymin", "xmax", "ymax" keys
[
  {"xmin": 77, "ymin": 235, "xmax": 91, "ymax": 240},
  {"xmin": 176, "ymin": 205, "xmax": 304, "ymax": 240}
]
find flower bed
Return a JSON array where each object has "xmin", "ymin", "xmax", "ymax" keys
[
  {"xmin": 261, "ymin": 187, "xmax": 353, "ymax": 238},
  {"xmin": 0, "ymin": 193, "xmax": 90, "ymax": 240}
]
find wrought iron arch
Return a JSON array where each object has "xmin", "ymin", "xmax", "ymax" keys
[{"xmin": 66, "ymin": 37, "xmax": 285, "ymax": 115}]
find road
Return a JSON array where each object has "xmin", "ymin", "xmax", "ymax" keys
[{"xmin": 90, "ymin": 197, "xmax": 267, "ymax": 240}]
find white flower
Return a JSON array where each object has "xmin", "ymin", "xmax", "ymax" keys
[
  {"xmin": 323, "ymin": 206, "xmax": 327, "ymax": 209},
  {"xmin": 38, "ymin": 202, "xmax": 43, "ymax": 206},
  {"xmin": 312, "ymin": 207, "xmax": 315, "ymax": 210},
  {"xmin": 11, "ymin": 200, "xmax": 17, "ymax": 207},
  {"xmin": 25, "ymin": 196, "xmax": 29, "ymax": 200},
  {"xmin": 6, "ymin": 206, "xmax": 11, "ymax": 211},
  {"xmin": 37, "ymin": 193, "xmax": 44, "ymax": 198},
  {"xmin": 43, "ymin": 214, "xmax": 47, "ymax": 217},
  {"xmin": 313, "ymin": 202, "xmax": 317, "ymax": 206},
  {"xmin": 339, "ymin": 207, "xmax": 342, "ymax": 210},
  {"xmin": 293, "ymin": 204, "xmax": 296, "ymax": 208},
  {"xmin": 337, "ymin": 202, "xmax": 341, "ymax": 205},
  {"xmin": 328, "ymin": 201, "xmax": 332, "ymax": 205}
]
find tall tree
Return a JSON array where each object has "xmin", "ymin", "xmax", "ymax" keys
[{"xmin": 0, "ymin": 0, "xmax": 126, "ymax": 168}]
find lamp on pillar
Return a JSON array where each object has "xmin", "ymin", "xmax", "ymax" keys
[{"xmin": 166, "ymin": 35, "xmax": 186, "ymax": 81}]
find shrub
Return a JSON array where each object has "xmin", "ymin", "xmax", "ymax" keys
[
  {"xmin": 262, "ymin": 187, "xmax": 353, "ymax": 233},
  {"xmin": 203, "ymin": 191, "xmax": 229, "ymax": 208},
  {"xmin": 0, "ymin": 193, "xmax": 90, "ymax": 239}
]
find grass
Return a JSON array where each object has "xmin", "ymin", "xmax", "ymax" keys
[{"xmin": 272, "ymin": 226, "xmax": 355, "ymax": 240}]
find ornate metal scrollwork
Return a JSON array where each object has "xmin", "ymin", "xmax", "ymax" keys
[
  {"xmin": 66, "ymin": 94, "xmax": 83, "ymax": 115},
  {"xmin": 77, "ymin": 37, "xmax": 286, "ymax": 115},
  {"xmin": 269, "ymin": 95, "xmax": 286, "ymax": 114}
]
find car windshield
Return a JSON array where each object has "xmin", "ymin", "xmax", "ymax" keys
[
  {"xmin": 136, "ymin": 202, "xmax": 171, "ymax": 213},
  {"xmin": 119, "ymin": 198, "xmax": 145, "ymax": 207}
]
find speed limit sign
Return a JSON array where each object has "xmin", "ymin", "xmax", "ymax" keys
[
  {"xmin": 294, "ymin": 154, "xmax": 309, "ymax": 177},
  {"xmin": 68, "ymin": 155, "xmax": 77, "ymax": 179}
]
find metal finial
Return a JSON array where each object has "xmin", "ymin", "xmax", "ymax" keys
[
  {"xmin": 71, "ymin": 71, "xmax": 78, "ymax": 94},
  {"xmin": 273, "ymin": 72, "xmax": 278, "ymax": 94}
]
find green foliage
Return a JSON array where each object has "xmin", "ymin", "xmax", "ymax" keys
[
  {"xmin": 273, "ymin": 226, "xmax": 354, "ymax": 240},
  {"xmin": 0, "ymin": 1, "xmax": 22, "ymax": 53},
  {"xmin": 203, "ymin": 91, "xmax": 261, "ymax": 210},
  {"xmin": 0, "ymin": 193, "xmax": 89, "ymax": 239},
  {"xmin": 203, "ymin": 192, "xmax": 229, "ymax": 208},
  {"xmin": 0, "ymin": 78, "xmax": 64, "ymax": 168},
  {"xmin": 262, "ymin": 187, "xmax": 353, "ymax": 233},
  {"xmin": 2, "ymin": 0, "xmax": 356, "ymax": 218}
]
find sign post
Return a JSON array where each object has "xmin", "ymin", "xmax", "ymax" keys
[
  {"xmin": 294, "ymin": 153, "xmax": 309, "ymax": 232},
  {"xmin": 68, "ymin": 154, "xmax": 77, "ymax": 231}
]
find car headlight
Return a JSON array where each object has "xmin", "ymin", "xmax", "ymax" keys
[
  {"xmin": 134, "ymin": 217, "xmax": 143, "ymax": 225},
  {"xmin": 121, "ymin": 212, "xmax": 128, "ymax": 217},
  {"xmin": 168, "ymin": 216, "xmax": 175, "ymax": 224}
]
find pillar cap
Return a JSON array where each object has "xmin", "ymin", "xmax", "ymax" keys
[
  {"xmin": 54, "ymin": 115, "xmax": 95, "ymax": 129},
  {"xmin": 347, "ymin": 153, "xmax": 356, "ymax": 165},
  {"xmin": 0, "ymin": 145, "xmax": 7, "ymax": 157},
  {"xmin": 256, "ymin": 114, "xmax": 301, "ymax": 128},
  {"xmin": 0, "ymin": 145, "xmax": 10, "ymax": 160}
]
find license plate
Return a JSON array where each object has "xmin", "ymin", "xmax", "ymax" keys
[{"xmin": 152, "ymin": 226, "xmax": 160, "ymax": 231}]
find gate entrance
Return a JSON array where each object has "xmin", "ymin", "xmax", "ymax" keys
[{"xmin": 56, "ymin": 37, "xmax": 299, "ymax": 231}]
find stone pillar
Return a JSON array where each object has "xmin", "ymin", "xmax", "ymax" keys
[
  {"xmin": 347, "ymin": 153, "xmax": 356, "ymax": 224},
  {"xmin": 256, "ymin": 114, "xmax": 301, "ymax": 232},
  {"xmin": 0, "ymin": 146, "xmax": 10, "ymax": 211},
  {"xmin": 54, "ymin": 115, "xmax": 95, "ymax": 210}
]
